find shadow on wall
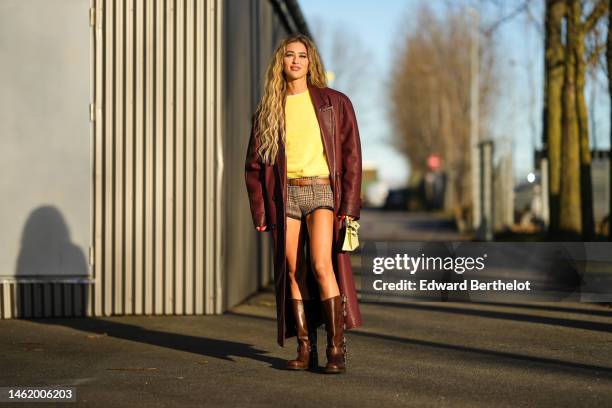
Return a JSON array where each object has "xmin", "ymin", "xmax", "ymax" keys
[
  {"xmin": 16, "ymin": 206, "xmax": 88, "ymax": 277},
  {"xmin": 5, "ymin": 205, "xmax": 90, "ymax": 318}
]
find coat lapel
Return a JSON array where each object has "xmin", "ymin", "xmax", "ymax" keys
[{"xmin": 307, "ymin": 83, "xmax": 336, "ymax": 179}]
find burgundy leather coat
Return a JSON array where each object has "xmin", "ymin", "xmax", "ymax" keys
[{"xmin": 244, "ymin": 82, "xmax": 363, "ymax": 347}]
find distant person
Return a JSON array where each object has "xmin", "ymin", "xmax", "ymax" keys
[{"xmin": 244, "ymin": 33, "xmax": 363, "ymax": 374}]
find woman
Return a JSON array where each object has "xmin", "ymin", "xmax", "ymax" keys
[{"xmin": 244, "ymin": 33, "xmax": 363, "ymax": 374}]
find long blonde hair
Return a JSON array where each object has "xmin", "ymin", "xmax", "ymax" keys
[{"xmin": 254, "ymin": 34, "xmax": 327, "ymax": 165}]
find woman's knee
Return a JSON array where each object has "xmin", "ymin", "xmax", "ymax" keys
[
  {"xmin": 287, "ymin": 261, "xmax": 307, "ymax": 282},
  {"xmin": 286, "ymin": 264, "xmax": 298, "ymax": 281},
  {"xmin": 311, "ymin": 259, "xmax": 333, "ymax": 279}
]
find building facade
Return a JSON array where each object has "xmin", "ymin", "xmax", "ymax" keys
[{"xmin": 0, "ymin": 0, "xmax": 309, "ymax": 318}]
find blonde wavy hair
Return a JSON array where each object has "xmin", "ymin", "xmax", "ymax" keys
[{"xmin": 254, "ymin": 34, "xmax": 327, "ymax": 165}]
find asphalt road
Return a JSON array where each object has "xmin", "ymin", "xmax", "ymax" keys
[
  {"xmin": 1, "ymin": 289, "xmax": 611, "ymax": 407},
  {"xmin": 1, "ymin": 210, "xmax": 611, "ymax": 407}
]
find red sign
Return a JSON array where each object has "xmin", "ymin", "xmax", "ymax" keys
[{"xmin": 427, "ymin": 154, "xmax": 442, "ymax": 171}]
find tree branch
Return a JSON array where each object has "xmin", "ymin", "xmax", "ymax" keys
[
  {"xmin": 482, "ymin": 0, "xmax": 532, "ymax": 37},
  {"xmin": 524, "ymin": 0, "xmax": 544, "ymax": 35},
  {"xmin": 587, "ymin": 43, "xmax": 606, "ymax": 67},
  {"xmin": 584, "ymin": 0, "xmax": 608, "ymax": 33}
]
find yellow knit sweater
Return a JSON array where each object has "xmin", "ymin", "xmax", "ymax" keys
[{"xmin": 284, "ymin": 90, "xmax": 330, "ymax": 179}]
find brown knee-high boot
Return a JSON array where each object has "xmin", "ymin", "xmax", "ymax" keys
[
  {"xmin": 321, "ymin": 295, "xmax": 346, "ymax": 374},
  {"xmin": 286, "ymin": 299, "xmax": 318, "ymax": 370}
]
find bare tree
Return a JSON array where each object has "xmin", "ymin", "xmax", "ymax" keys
[
  {"xmin": 546, "ymin": 0, "xmax": 608, "ymax": 239},
  {"xmin": 544, "ymin": 0, "xmax": 565, "ymax": 235},
  {"xmin": 310, "ymin": 17, "xmax": 375, "ymax": 126},
  {"xmin": 388, "ymin": 5, "xmax": 499, "ymax": 214},
  {"xmin": 559, "ymin": 0, "xmax": 583, "ymax": 237},
  {"xmin": 608, "ymin": 0, "xmax": 612, "ymax": 240},
  {"xmin": 575, "ymin": 0, "xmax": 608, "ymax": 239}
]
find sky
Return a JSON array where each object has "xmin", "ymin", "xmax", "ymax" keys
[{"xmin": 296, "ymin": 0, "xmax": 611, "ymax": 188}]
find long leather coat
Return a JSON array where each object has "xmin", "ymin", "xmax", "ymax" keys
[{"xmin": 244, "ymin": 82, "xmax": 363, "ymax": 347}]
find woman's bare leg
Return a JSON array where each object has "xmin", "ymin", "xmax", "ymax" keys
[
  {"xmin": 305, "ymin": 208, "xmax": 340, "ymax": 299},
  {"xmin": 286, "ymin": 217, "xmax": 311, "ymax": 300}
]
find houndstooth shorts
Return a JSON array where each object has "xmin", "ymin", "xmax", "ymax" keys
[{"xmin": 286, "ymin": 176, "xmax": 335, "ymax": 220}]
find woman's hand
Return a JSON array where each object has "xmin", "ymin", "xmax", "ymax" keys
[
  {"xmin": 256, "ymin": 225, "xmax": 267, "ymax": 232},
  {"xmin": 337, "ymin": 215, "xmax": 354, "ymax": 222}
]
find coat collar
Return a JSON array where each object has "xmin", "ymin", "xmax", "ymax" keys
[{"xmin": 307, "ymin": 82, "xmax": 330, "ymax": 111}]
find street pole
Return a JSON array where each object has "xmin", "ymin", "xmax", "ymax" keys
[
  {"xmin": 468, "ymin": 7, "xmax": 481, "ymax": 236},
  {"xmin": 480, "ymin": 140, "xmax": 494, "ymax": 241}
]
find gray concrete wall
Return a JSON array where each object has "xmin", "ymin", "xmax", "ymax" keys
[{"xmin": 0, "ymin": 0, "xmax": 92, "ymax": 281}]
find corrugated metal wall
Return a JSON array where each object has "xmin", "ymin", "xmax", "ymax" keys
[
  {"xmin": 1, "ymin": 282, "xmax": 90, "ymax": 318},
  {"xmin": 92, "ymin": 0, "xmax": 223, "ymax": 317}
]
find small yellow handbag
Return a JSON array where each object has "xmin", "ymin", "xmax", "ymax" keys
[{"xmin": 342, "ymin": 218, "xmax": 360, "ymax": 251}]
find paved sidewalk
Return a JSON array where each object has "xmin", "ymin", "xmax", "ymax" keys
[
  {"xmin": 1, "ymin": 285, "xmax": 612, "ymax": 407},
  {"xmin": 2, "ymin": 211, "xmax": 611, "ymax": 407}
]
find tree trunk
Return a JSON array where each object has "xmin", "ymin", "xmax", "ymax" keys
[
  {"xmin": 574, "ymin": 2, "xmax": 595, "ymax": 240},
  {"xmin": 608, "ymin": 0, "xmax": 612, "ymax": 240},
  {"xmin": 544, "ymin": 0, "xmax": 566, "ymax": 235},
  {"xmin": 559, "ymin": 0, "xmax": 582, "ymax": 239}
]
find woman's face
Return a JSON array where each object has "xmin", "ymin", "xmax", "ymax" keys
[{"xmin": 283, "ymin": 41, "xmax": 309, "ymax": 81}]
